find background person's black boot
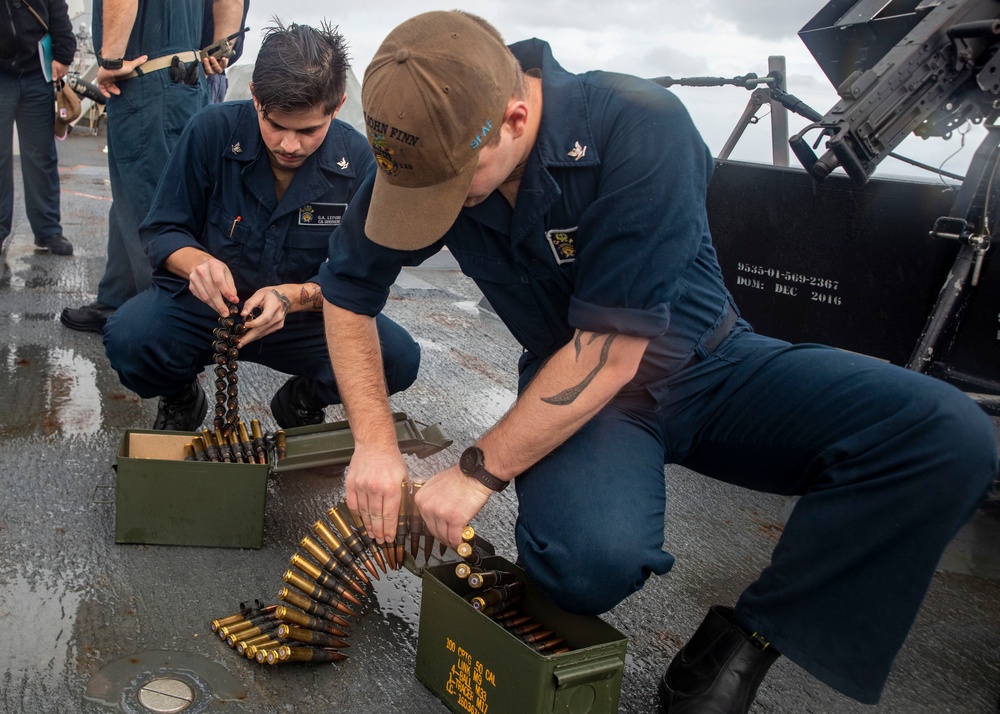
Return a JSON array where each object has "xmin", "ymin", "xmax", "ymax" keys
[{"xmin": 658, "ymin": 606, "xmax": 779, "ymax": 714}]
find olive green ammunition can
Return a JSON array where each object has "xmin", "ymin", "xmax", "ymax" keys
[
  {"xmin": 115, "ymin": 415, "xmax": 452, "ymax": 548},
  {"xmin": 416, "ymin": 555, "xmax": 627, "ymax": 714}
]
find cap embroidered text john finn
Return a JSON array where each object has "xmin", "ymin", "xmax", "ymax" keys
[{"xmin": 361, "ymin": 11, "xmax": 521, "ymax": 250}]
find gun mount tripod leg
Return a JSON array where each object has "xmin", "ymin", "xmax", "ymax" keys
[{"xmin": 905, "ymin": 127, "xmax": 1000, "ymax": 404}]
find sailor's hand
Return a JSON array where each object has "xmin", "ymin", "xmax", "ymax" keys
[
  {"xmin": 187, "ymin": 256, "xmax": 238, "ymax": 317},
  {"xmin": 202, "ymin": 55, "xmax": 228, "ymax": 76},
  {"xmin": 345, "ymin": 445, "xmax": 409, "ymax": 546},
  {"xmin": 96, "ymin": 55, "xmax": 147, "ymax": 97},
  {"xmin": 237, "ymin": 287, "xmax": 291, "ymax": 345},
  {"xmin": 415, "ymin": 465, "xmax": 492, "ymax": 550}
]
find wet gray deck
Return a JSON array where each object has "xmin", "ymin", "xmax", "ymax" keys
[{"xmin": 1, "ymin": 129, "xmax": 999, "ymax": 713}]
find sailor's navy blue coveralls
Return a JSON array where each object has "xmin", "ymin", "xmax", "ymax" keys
[
  {"xmin": 93, "ymin": 0, "xmax": 210, "ymax": 308},
  {"xmin": 317, "ymin": 40, "xmax": 997, "ymax": 703},
  {"xmin": 104, "ymin": 101, "xmax": 419, "ymax": 405}
]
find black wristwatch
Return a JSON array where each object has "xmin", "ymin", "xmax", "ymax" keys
[
  {"xmin": 459, "ymin": 446, "xmax": 509, "ymax": 492},
  {"xmin": 97, "ymin": 54, "xmax": 124, "ymax": 70}
]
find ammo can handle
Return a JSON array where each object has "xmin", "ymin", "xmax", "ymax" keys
[{"xmin": 552, "ymin": 655, "xmax": 622, "ymax": 688}]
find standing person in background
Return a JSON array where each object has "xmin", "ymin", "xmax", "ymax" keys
[
  {"xmin": 0, "ymin": 0, "xmax": 77, "ymax": 257},
  {"xmin": 60, "ymin": 0, "xmax": 243, "ymax": 334},
  {"xmin": 203, "ymin": 0, "xmax": 249, "ymax": 103}
]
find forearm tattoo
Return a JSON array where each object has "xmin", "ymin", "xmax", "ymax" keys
[
  {"xmin": 298, "ymin": 285, "xmax": 324, "ymax": 310},
  {"xmin": 272, "ymin": 289, "xmax": 291, "ymax": 315},
  {"xmin": 541, "ymin": 332, "xmax": 618, "ymax": 406}
]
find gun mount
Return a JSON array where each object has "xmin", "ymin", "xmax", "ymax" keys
[{"xmin": 792, "ymin": 0, "xmax": 1000, "ymax": 184}]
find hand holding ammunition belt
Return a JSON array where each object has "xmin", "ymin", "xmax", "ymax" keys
[{"xmin": 209, "ymin": 494, "xmax": 574, "ymax": 665}]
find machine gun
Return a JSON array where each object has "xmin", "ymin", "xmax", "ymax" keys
[
  {"xmin": 660, "ymin": 0, "xmax": 1000, "ymax": 415},
  {"xmin": 791, "ymin": 0, "xmax": 1000, "ymax": 185}
]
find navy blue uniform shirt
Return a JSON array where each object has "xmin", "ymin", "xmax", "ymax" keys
[
  {"xmin": 318, "ymin": 39, "xmax": 735, "ymax": 386},
  {"xmin": 94, "ymin": 0, "xmax": 204, "ymax": 61},
  {"xmin": 141, "ymin": 100, "xmax": 374, "ymax": 299}
]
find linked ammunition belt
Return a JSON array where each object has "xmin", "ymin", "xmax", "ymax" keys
[{"xmin": 209, "ymin": 498, "xmax": 574, "ymax": 665}]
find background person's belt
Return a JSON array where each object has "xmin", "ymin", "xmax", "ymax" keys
[{"xmin": 121, "ymin": 51, "xmax": 199, "ymax": 80}]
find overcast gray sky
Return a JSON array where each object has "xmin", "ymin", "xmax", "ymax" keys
[{"xmin": 237, "ymin": 0, "xmax": 983, "ymax": 180}]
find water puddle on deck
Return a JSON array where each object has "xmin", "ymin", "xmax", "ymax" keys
[
  {"xmin": 84, "ymin": 650, "xmax": 245, "ymax": 713},
  {"xmin": 0, "ymin": 567, "xmax": 84, "ymax": 682},
  {"xmin": 0, "ymin": 345, "xmax": 104, "ymax": 437}
]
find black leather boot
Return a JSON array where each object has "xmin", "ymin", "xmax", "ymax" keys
[{"xmin": 658, "ymin": 606, "xmax": 779, "ymax": 714}]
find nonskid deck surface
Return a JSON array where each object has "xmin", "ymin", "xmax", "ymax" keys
[{"xmin": 0, "ymin": 129, "xmax": 998, "ymax": 713}]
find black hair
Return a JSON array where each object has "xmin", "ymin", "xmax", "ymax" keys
[{"xmin": 251, "ymin": 18, "xmax": 350, "ymax": 116}]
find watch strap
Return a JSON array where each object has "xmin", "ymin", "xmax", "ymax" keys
[{"xmin": 460, "ymin": 446, "xmax": 509, "ymax": 492}]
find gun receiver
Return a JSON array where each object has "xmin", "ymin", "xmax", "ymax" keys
[
  {"xmin": 199, "ymin": 26, "xmax": 250, "ymax": 61},
  {"xmin": 791, "ymin": 0, "xmax": 1000, "ymax": 184}
]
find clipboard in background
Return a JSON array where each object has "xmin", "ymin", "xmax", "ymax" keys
[{"xmin": 38, "ymin": 32, "xmax": 52, "ymax": 82}]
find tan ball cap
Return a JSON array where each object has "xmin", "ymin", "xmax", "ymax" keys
[{"xmin": 361, "ymin": 11, "xmax": 520, "ymax": 250}]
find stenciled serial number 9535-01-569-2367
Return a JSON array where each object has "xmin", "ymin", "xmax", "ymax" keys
[{"xmin": 735, "ymin": 262, "xmax": 843, "ymax": 306}]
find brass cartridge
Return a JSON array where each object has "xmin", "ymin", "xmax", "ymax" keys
[
  {"xmin": 238, "ymin": 421, "xmax": 256, "ymax": 464},
  {"xmin": 269, "ymin": 645, "xmax": 347, "ymax": 664},
  {"xmin": 395, "ymin": 480, "xmax": 409, "ymax": 570},
  {"xmin": 191, "ymin": 437, "xmax": 210, "ymax": 462},
  {"xmin": 326, "ymin": 507, "xmax": 378, "ymax": 580},
  {"xmin": 312, "ymin": 521, "xmax": 372, "ymax": 584},
  {"xmin": 210, "ymin": 612, "xmax": 245, "ymax": 632},
  {"xmin": 289, "ymin": 553, "xmax": 364, "ymax": 608},
  {"xmin": 408, "ymin": 481, "xmax": 425, "ymax": 559},
  {"xmin": 245, "ymin": 638, "xmax": 282, "ymax": 660},
  {"xmin": 477, "ymin": 594, "xmax": 524, "ymax": 618},
  {"xmin": 210, "ymin": 603, "xmax": 277, "ymax": 633},
  {"xmin": 468, "ymin": 569, "xmax": 516, "ymax": 590},
  {"xmin": 457, "ymin": 541, "xmax": 484, "ymax": 567},
  {"xmin": 251, "ymin": 419, "xmax": 267, "ymax": 463},
  {"xmin": 229, "ymin": 624, "xmax": 277, "ymax": 649},
  {"xmin": 300, "ymin": 536, "xmax": 369, "ymax": 595},
  {"xmin": 281, "ymin": 570, "xmax": 357, "ymax": 617},
  {"xmin": 275, "ymin": 605, "xmax": 348, "ymax": 638},
  {"xmin": 276, "ymin": 624, "xmax": 349, "ymax": 650},
  {"xmin": 226, "ymin": 620, "xmax": 278, "ymax": 647},
  {"xmin": 507, "ymin": 621, "xmax": 544, "ymax": 638},
  {"xmin": 227, "ymin": 430, "xmax": 245, "ymax": 463},
  {"xmin": 218, "ymin": 611, "xmax": 275, "ymax": 639},
  {"xmin": 469, "ymin": 582, "xmax": 524, "ymax": 610},
  {"xmin": 212, "ymin": 426, "xmax": 232, "ymax": 462},
  {"xmin": 198, "ymin": 429, "xmax": 220, "ymax": 462},
  {"xmin": 340, "ymin": 504, "xmax": 387, "ymax": 574},
  {"xmin": 519, "ymin": 629, "xmax": 555, "ymax": 645},
  {"xmin": 461, "ymin": 525, "xmax": 476, "ymax": 542},
  {"xmin": 275, "ymin": 430, "xmax": 287, "ymax": 460},
  {"xmin": 493, "ymin": 610, "xmax": 532, "ymax": 630},
  {"xmin": 454, "ymin": 562, "xmax": 482, "ymax": 580},
  {"xmin": 277, "ymin": 587, "xmax": 352, "ymax": 629},
  {"xmin": 533, "ymin": 637, "xmax": 568, "ymax": 653}
]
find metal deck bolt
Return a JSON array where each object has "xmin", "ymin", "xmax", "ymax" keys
[{"xmin": 136, "ymin": 677, "xmax": 195, "ymax": 713}]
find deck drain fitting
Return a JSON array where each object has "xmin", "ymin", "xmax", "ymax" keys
[{"xmin": 136, "ymin": 677, "xmax": 195, "ymax": 713}]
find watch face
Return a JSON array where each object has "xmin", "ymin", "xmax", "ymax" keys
[{"xmin": 459, "ymin": 447, "xmax": 480, "ymax": 475}]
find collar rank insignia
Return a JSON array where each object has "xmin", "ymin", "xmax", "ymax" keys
[
  {"xmin": 546, "ymin": 227, "xmax": 578, "ymax": 264},
  {"xmin": 567, "ymin": 141, "xmax": 587, "ymax": 161},
  {"xmin": 337, "ymin": 157, "xmax": 349, "ymax": 170},
  {"xmin": 231, "ymin": 142, "xmax": 242, "ymax": 155}
]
